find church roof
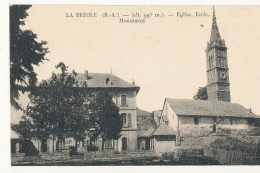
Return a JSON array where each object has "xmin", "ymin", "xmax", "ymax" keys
[
  {"xmin": 166, "ymin": 98, "xmax": 260, "ymax": 119},
  {"xmin": 74, "ymin": 72, "xmax": 140, "ymax": 91},
  {"xmin": 210, "ymin": 7, "xmax": 222, "ymax": 43},
  {"xmin": 207, "ymin": 7, "xmax": 226, "ymax": 49}
]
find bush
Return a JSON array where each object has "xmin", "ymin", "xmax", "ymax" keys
[{"xmin": 87, "ymin": 145, "xmax": 99, "ymax": 152}]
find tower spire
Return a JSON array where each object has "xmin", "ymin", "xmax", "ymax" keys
[
  {"xmin": 210, "ymin": 6, "xmax": 222, "ymax": 44},
  {"xmin": 206, "ymin": 6, "xmax": 231, "ymax": 102}
]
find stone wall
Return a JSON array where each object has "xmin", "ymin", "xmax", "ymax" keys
[
  {"xmin": 153, "ymin": 136, "xmax": 176, "ymax": 154},
  {"xmin": 11, "ymin": 153, "xmax": 25, "ymax": 162},
  {"xmin": 179, "ymin": 116, "xmax": 251, "ymax": 137},
  {"xmin": 119, "ymin": 130, "xmax": 138, "ymax": 152},
  {"xmin": 40, "ymin": 152, "xmax": 70, "ymax": 161}
]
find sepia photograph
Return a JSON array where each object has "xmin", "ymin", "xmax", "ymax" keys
[{"xmin": 8, "ymin": 4, "xmax": 260, "ymax": 166}]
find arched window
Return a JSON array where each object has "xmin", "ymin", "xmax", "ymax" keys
[
  {"xmin": 208, "ymin": 55, "xmax": 211, "ymax": 67},
  {"xmin": 105, "ymin": 78, "xmax": 110, "ymax": 85},
  {"xmin": 218, "ymin": 56, "xmax": 221, "ymax": 67},
  {"xmin": 208, "ymin": 55, "xmax": 214, "ymax": 67},
  {"xmin": 220, "ymin": 57, "xmax": 225, "ymax": 67},
  {"xmin": 211, "ymin": 55, "xmax": 214, "ymax": 67}
]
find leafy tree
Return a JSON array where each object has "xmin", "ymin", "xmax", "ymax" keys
[
  {"xmin": 193, "ymin": 86, "xmax": 208, "ymax": 100},
  {"xmin": 89, "ymin": 90, "xmax": 123, "ymax": 150},
  {"xmin": 13, "ymin": 63, "xmax": 123, "ymax": 152},
  {"xmin": 13, "ymin": 62, "xmax": 92, "ymax": 152},
  {"xmin": 11, "ymin": 116, "xmax": 34, "ymax": 140},
  {"xmin": 10, "ymin": 5, "xmax": 49, "ymax": 110}
]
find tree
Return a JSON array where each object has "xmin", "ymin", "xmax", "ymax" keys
[
  {"xmin": 13, "ymin": 62, "xmax": 91, "ymax": 152},
  {"xmin": 89, "ymin": 90, "xmax": 123, "ymax": 150},
  {"xmin": 12, "ymin": 63, "xmax": 123, "ymax": 152},
  {"xmin": 11, "ymin": 116, "xmax": 34, "ymax": 140},
  {"xmin": 193, "ymin": 86, "xmax": 208, "ymax": 100},
  {"xmin": 10, "ymin": 5, "xmax": 49, "ymax": 110}
]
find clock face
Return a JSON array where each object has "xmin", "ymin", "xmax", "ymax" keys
[{"xmin": 220, "ymin": 72, "xmax": 226, "ymax": 79}]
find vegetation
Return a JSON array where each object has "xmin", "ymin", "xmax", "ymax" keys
[
  {"xmin": 10, "ymin": 5, "xmax": 49, "ymax": 110},
  {"xmin": 193, "ymin": 86, "xmax": 208, "ymax": 100},
  {"xmin": 88, "ymin": 90, "xmax": 123, "ymax": 150},
  {"xmin": 12, "ymin": 63, "xmax": 123, "ymax": 152}
]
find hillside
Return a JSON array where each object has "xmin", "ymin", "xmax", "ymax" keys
[{"xmin": 137, "ymin": 108, "xmax": 157, "ymax": 133}]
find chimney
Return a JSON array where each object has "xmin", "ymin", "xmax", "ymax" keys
[
  {"xmin": 132, "ymin": 79, "xmax": 135, "ymax": 85},
  {"xmin": 85, "ymin": 70, "xmax": 88, "ymax": 80},
  {"xmin": 249, "ymin": 108, "xmax": 252, "ymax": 113}
]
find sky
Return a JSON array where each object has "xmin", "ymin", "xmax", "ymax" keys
[{"xmin": 11, "ymin": 5, "xmax": 260, "ymax": 123}]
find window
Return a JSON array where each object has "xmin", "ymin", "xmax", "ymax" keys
[
  {"xmin": 104, "ymin": 139, "xmax": 113, "ymax": 148},
  {"xmin": 122, "ymin": 137, "xmax": 127, "ymax": 151},
  {"xmin": 121, "ymin": 95, "xmax": 127, "ymax": 106},
  {"xmin": 230, "ymin": 118, "xmax": 233, "ymax": 125},
  {"xmin": 194, "ymin": 117, "xmax": 199, "ymax": 125},
  {"xmin": 150, "ymin": 139, "xmax": 154, "ymax": 150},
  {"xmin": 105, "ymin": 78, "xmax": 110, "ymax": 85},
  {"xmin": 122, "ymin": 113, "xmax": 127, "ymax": 127},
  {"xmin": 58, "ymin": 140, "xmax": 65, "ymax": 150},
  {"xmin": 220, "ymin": 57, "xmax": 225, "ymax": 67},
  {"xmin": 208, "ymin": 55, "xmax": 214, "ymax": 67}
]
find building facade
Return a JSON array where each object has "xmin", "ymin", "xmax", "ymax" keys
[
  {"xmin": 160, "ymin": 98, "xmax": 260, "ymax": 139},
  {"xmin": 29, "ymin": 72, "xmax": 140, "ymax": 154},
  {"xmin": 76, "ymin": 72, "xmax": 140, "ymax": 152}
]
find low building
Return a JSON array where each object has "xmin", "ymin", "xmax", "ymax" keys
[
  {"xmin": 138, "ymin": 127, "xmax": 155, "ymax": 151},
  {"xmin": 137, "ymin": 123, "xmax": 176, "ymax": 154},
  {"xmin": 160, "ymin": 98, "xmax": 260, "ymax": 141},
  {"xmin": 149, "ymin": 123, "xmax": 176, "ymax": 154}
]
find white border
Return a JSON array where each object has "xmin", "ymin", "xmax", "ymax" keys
[{"xmin": 1, "ymin": 0, "xmax": 260, "ymax": 172}]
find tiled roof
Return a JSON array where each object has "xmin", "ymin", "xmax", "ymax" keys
[
  {"xmin": 151, "ymin": 123, "xmax": 176, "ymax": 136},
  {"xmin": 75, "ymin": 73, "xmax": 139, "ymax": 90},
  {"xmin": 166, "ymin": 98, "xmax": 260, "ymax": 119},
  {"xmin": 41, "ymin": 72, "xmax": 140, "ymax": 92},
  {"xmin": 139, "ymin": 127, "xmax": 155, "ymax": 138}
]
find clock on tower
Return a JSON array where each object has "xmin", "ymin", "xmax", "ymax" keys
[{"xmin": 206, "ymin": 7, "xmax": 231, "ymax": 102}]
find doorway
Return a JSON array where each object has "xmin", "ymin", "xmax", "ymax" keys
[
  {"xmin": 41, "ymin": 139, "xmax": 47, "ymax": 152},
  {"xmin": 122, "ymin": 137, "xmax": 127, "ymax": 151}
]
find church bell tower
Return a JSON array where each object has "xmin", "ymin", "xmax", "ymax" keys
[{"xmin": 206, "ymin": 7, "xmax": 231, "ymax": 102}]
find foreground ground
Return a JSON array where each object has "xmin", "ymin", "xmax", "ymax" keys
[{"xmin": 12, "ymin": 155, "xmax": 221, "ymax": 166}]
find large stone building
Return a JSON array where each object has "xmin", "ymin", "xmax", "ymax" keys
[
  {"xmin": 160, "ymin": 98, "xmax": 260, "ymax": 139},
  {"xmin": 75, "ymin": 72, "xmax": 140, "ymax": 152},
  {"xmin": 25, "ymin": 72, "xmax": 140, "ymax": 154}
]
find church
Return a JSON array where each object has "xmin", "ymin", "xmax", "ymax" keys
[{"xmin": 138, "ymin": 7, "xmax": 260, "ymax": 154}]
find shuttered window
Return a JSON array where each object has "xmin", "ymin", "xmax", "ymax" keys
[
  {"xmin": 128, "ymin": 113, "xmax": 132, "ymax": 127},
  {"xmin": 122, "ymin": 113, "xmax": 127, "ymax": 127}
]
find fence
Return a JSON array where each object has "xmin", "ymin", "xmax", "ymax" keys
[{"xmin": 204, "ymin": 146, "xmax": 260, "ymax": 165}]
